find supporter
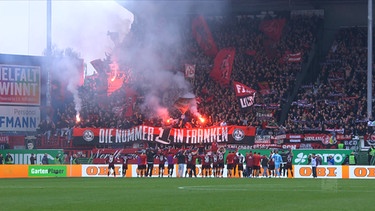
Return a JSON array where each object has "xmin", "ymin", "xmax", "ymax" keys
[{"xmin": 286, "ymin": 27, "xmax": 373, "ymax": 136}]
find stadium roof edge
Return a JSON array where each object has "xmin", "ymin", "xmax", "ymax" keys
[{"xmin": 116, "ymin": 0, "xmax": 368, "ymax": 16}]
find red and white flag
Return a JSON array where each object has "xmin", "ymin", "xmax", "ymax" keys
[{"xmin": 233, "ymin": 81, "xmax": 256, "ymax": 97}]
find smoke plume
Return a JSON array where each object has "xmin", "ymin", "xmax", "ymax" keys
[{"xmin": 114, "ymin": 1, "xmax": 229, "ymax": 120}]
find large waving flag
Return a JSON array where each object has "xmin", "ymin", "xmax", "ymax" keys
[
  {"xmin": 192, "ymin": 15, "xmax": 218, "ymax": 57},
  {"xmin": 233, "ymin": 81, "xmax": 256, "ymax": 110},
  {"xmin": 210, "ymin": 48, "xmax": 236, "ymax": 86},
  {"xmin": 259, "ymin": 18, "xmax": 286, "ymax": 41}
]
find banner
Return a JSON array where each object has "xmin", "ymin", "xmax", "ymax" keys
[
  {"xmin": 288, "ymin": 52, "xmax": 302, "ymax": 62},
  {"xmin": 73, "ymin": 128, "xmax": 354, "ymax": 149},
  {"xmin": 0, "ymin": 106, "xmax": 40, "ymax": 132},
  {"xmin": 0, "ymin": 135, "xmax": 9, "ymax": 144},
  {"xmin": 292, "ymin": 149, "xmax": 352, "ymax": 165},
  {"xmin": 304, "ymin": 134, "xmax": 337, "ymax": 145},
  {"xmin": 28, "ymin": 165, "xmax": 67, "ymax": 177},
  {"xmin": 348, "ymin": 166, "xmax": 375, "ymax": 179},
  {"xmin": 82, "ymin": 164, "xmax": 124, "ymax": 177},
  {"xmin": 294, "ymin": 165, "xmax": 343, "ymax": 179},
  {"xmin": 0, "ymin": 65, "xmax": 41, "ymax": 105},
  {"xmin": 286, "ymin": 52, "xmax": 302, "ymax": 62},
  {"xmin": 259, "ymin": 19, "xmax": 286, "ymax": 41},
  {"xmin": 210, "ymin": 48, "xmax": 236, "ymax": 86},
  {"xmin": 72, "ymin": 125, "xmax": 256, "ymax": 146},
  {"xmin": 185, "ymin": 64, "xmax": 196, "ymax": 78},
  {"xmin": 191, "ymin": 15, "xmax": 218, "ymax": 57},
  {"xmin": 295, "ymin": 165, "xmax": 375, "ymax": 179},
  {"xmin": 0, "ymin": 149, "xmax": 64, "ymax": 164}
]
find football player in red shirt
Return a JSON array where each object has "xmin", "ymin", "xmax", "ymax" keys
[
  {"xmin": 106, "ymin": 153, "xmax": 116, "ymax": 177},
  {"xmin": 201, "ymin": 152, "xmax": 212, "ymax": 178},
  {"xmin": 139, "ymin": 151, "xmax": 147, "ymax": 177},
  {"xmin": 226, "ymin": 151, "xmax": 235, "ymax": 178}
]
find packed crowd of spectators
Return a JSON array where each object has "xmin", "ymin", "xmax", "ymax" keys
[
  {"xmin": 286, "ymin": 27, "xmax": 374, "ymax": 136},
  {"xmin": 39, "ymin": 12, "xmax": 375, "ymax": 142},
  {"xmin": 185, "ymin": 14, "xmax": 321, "ymax": 131}
]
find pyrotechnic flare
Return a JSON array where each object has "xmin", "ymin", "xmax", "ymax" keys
[{"xmin": 76, "ymin": 113, "xmax": 81, "ymax": 123}]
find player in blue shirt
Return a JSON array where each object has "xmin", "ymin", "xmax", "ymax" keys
[{"xmin": 272, "ymin": 150, "xmax": 283, "ymax": 178}]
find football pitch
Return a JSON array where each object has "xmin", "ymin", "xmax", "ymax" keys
[{"xmin": 0, "ymin": 177, "xmax": 373, "ymax": 211}]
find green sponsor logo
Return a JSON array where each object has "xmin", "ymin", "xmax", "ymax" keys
[
  {"xmin": 28, "ymin": 166, "xmax": 67, "ymax": 177},
  {"xmin": 293, "ymin": 150, "xmax": 352, "ymax": 165}
]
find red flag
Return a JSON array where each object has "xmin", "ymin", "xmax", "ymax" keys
[
  {"xmin": 259, "ymin": 19, "xmax": 286, "ymax": 41},
  {"xmin": 192, "ymin": 15, "xmax": 218, "ymax": 57},
  {"xmin": 210, "ymin": 48, "xmax": 236, "ymax": 86}
]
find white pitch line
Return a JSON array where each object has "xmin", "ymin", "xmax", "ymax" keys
[{"xmin": 177, "ymin": 185, "xmax": 375, "ymax": 193}]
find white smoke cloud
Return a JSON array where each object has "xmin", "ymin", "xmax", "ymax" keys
[
  {"xmin": 114, "ymin": 1, "xmax": 229, "ymax": 120},
  {"xmin": 48, "ymin": 1, "xmax": 134, "ymax": 120},
  {"xmin": 51, "ymin": 0, "xmax": 134, "ymax": 75}
]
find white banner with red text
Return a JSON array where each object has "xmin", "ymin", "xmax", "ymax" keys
[{"xmin": 294, "ymin": 165, "xmax": 375, "ymax": 179}]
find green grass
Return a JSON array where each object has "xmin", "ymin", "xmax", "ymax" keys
[{"xmin": 0, "ymin": 177, "xmax": 373, "ymax": 211}]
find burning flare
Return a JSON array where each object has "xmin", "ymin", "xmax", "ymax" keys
[
  {"xmin": 199, "ymin": 116, "xmax": 205, "ymax": 123},
  {"xmin": 76, "ymin": 113, "xmax": 81, "ymax": 123}
]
